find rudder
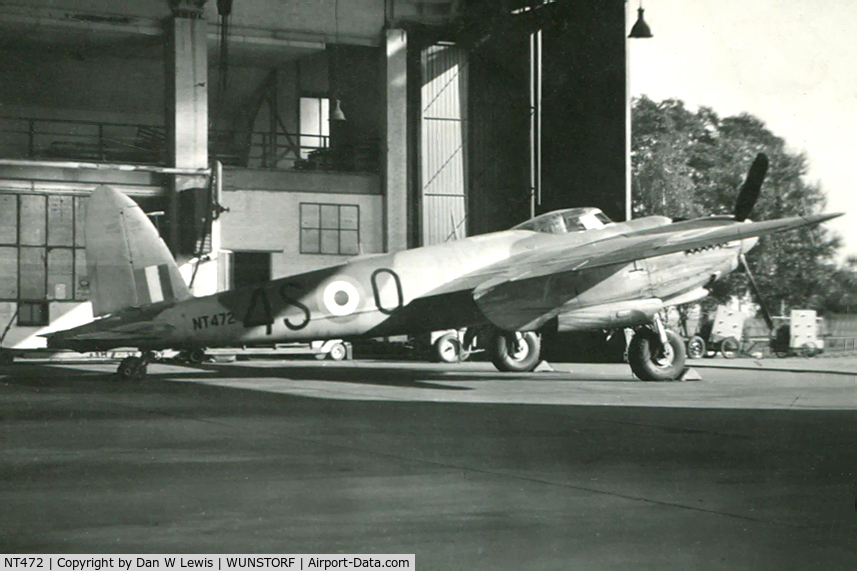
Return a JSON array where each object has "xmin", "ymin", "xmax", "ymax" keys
[{"xmin": 85, "ymin": 185, "xmax": 192, "ymax": 317}]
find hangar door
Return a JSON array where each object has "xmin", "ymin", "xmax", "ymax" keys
[{"xmin": 420, "ymin": 44, "xmax": 468, "ymax": 246}]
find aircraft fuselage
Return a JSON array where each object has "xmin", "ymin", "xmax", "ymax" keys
[{"xmin": 49, "ymin": 215, "xmax": 755, "ymax": 352}]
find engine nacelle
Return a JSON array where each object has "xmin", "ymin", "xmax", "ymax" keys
[{"xmin": 556, "ymin": 299, "xmax": 663, "ymax": 332}]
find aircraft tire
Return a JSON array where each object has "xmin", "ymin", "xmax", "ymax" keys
[
  {"xmin": 628, "ymin": 328, "xmax": 686, "ymax": 381},
  {"xmin": 187, "ymin": 348, "xmax": 207, "ymax": 364},
  {"xmin": 489, "ymin": 331, "xmax": 541, "ymax": 373},
  {"xmin": 435, "ymin": 332, "xmax": 462, "ymax": 363},
  {"xmin": 686, "ymin": 335, "xmax": 706, "ymax": 359}
]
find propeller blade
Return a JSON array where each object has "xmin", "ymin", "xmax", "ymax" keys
[
  {"xmin": 734, "ymin": 153, "xmax": 769, "ymax": 222},
  {"xmin": 740, "ymin": 253, "xmax": 775, "ymax": 331}
]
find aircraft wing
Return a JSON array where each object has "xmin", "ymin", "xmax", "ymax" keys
[{"xmin": 469, "ymin": 213, "xmax": 841, "ymax": 332}]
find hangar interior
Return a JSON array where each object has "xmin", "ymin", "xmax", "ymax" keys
[{"xmin": 0, "ymin": 0, "xmax": 628, "ymax": 350}]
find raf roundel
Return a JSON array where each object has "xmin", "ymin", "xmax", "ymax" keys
[{"xmin": 322, "ymin": 279, "xmax": 361, "ymax": 316}]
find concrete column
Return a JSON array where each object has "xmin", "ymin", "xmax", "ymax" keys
[
  {"xmin": 166, "ymin": 12, "xmax": 209, "ymax": 255},
  {"xmin": 382, "ymin": 28, "xmax": 408, "ymax": 253},
  {"xmin": 167, "ymin": 16, "xmax": 208, "ymax": 171}
]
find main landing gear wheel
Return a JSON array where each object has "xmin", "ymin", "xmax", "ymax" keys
[
  {"xmin": 628, "ymin": 328, "xmax": 686, "ymax": 381},
  {"xmin": 489, "ymin": 331, "xmax": 541, "ymax": 373}
]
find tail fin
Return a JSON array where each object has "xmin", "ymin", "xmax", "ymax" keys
[{"xmin": 86, "ymin": 186, "xmax": 192, "ymax": 317}]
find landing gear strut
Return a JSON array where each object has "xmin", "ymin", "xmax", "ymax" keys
[
  {"xmin": 628, "ymin": 316, "xmax": 686, "ymax": 381},
  {"xmin": 117, "ymin": 351, "xmax": 156, "ymax": 380}
]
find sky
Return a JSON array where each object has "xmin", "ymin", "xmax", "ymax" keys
[{"xmin": 628, "ymin": 0, "xmax": 856, "ymax": 261}]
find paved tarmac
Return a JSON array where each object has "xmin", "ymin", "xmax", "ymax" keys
[{"xmin": 1, "ymin": 358, "xmax": 855, "ymax": 569}]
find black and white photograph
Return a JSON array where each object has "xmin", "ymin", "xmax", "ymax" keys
[{"xmin": 1, "ymin": 0, "xmax": 854, "ymax": 568}]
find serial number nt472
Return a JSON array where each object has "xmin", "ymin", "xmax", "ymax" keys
[
  {"xmin": 192, "ymin": 312, "xmax": 236, "ymax": 330},
  {"xmin": 5, "ymin": 559, "xmax": 44, "ymax": 568}
]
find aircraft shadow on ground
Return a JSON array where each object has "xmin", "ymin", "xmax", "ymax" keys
[
  {"xmin": 154, "ymin": 361, "xmax": 475, "ymax": 391},
  {"xmin": 1, "ymin": 359, "xmax": 644, "ymax": 394},
  {"xmin": 151, "ymin": 360, "xmax": 649, "ymax": 387}
]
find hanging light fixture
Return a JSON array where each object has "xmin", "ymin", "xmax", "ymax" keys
[
  {"xmin": 629, "ymin": 2, "xmax": 653, "ymax": 38},
  {"xmin": 331, "ymin": 99, "xmax": 346, "ymax": 121}
]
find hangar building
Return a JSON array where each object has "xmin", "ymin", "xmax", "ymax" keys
[{"xmin": 0, "ymin": 0, "xmax": 629, "ymax": 351}]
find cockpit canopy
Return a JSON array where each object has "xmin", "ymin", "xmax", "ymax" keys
[{"xmin": 512, "ymin": 208, "xmax": 614, "ymax": 234}]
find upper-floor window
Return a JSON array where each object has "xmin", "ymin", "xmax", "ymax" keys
[
  {"xmin": 299, "ymin": 203, "xmax": 359, "ymax": 256},
  {"xmin": 299, "ymin": 96, "xmax": 330, "ymax": 159}
]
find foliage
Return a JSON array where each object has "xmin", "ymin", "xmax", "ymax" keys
[{"xmin": 631, "ymin": 95, "xmax": 850, "ymax": 315}]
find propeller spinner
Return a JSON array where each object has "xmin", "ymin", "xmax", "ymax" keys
[{"xmin": 733, "ymin": 153, "xmax": 769, "ymax": 222}]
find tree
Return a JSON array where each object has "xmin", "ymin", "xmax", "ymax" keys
[{"xmin": 631, "ymin": 96, "xmax": 842, "ymax": 315}]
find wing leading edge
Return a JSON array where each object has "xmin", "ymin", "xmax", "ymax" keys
[{"xmin": 471, "ymin": 213, "xmax": 842, "ymax": 332}]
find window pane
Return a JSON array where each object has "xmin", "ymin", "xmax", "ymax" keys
[
  {"xmin": 18, "ymin": 302, "xmax": 33, "ymax": 324},
  {"xmin": 0, "ymin": 194, "xmax": 16, "ymax": 244},
  {"xmin": 300, "ymin": 228, "xmax": 320, "ymax": 253},
  {"xmin": 20, "ymin": 195, "xmax": 46, "ymax": 246},
  {"xmin": 18, "ymin": 301, "xmax": 48, "ymax": 326},
  {"xmin": 321, "ymin": 99, "xmax": 330, "ymax": 133},
  {"xmin": 320, "ymin": 205, "xmax": 339, "ymax": 229},
  {"xmin": 20, "ymin": 246, "xmax": 46, "ymax": 299},
  {"xmin": 75, "ymin": 248, "xmax": 90, "ymax": 300},
  {"xmin": 300, "ymin": 203, "xmax": 320, "ymax": 228},
  {"xmin": 48, "ymin": 248, "xmax": 73, "ymax": 300},
  {"xmin": 299, "ymin": 97, "xmax": 330, "ymax": 158},
  {"xmin": 300, "ymin": 98, "xmax": 321, "ymax": 135},
  {"xmin": 320, "ymin": 229, "xmax": 339, "ymax": 254},
  {"xmin": 340, "ymin": 205, "xmax": 358, "ymax": 230},
  {"xmin": 0, "ymin": 246, "xmax": 17, "ymax": 298},
  {"xmin": 340, "ymin": 230, "xmax": 359, "ymax": 255},
  {"xmin": 48, "ymin": 195, "xmax": 74, "ymax": 246},
  {"xmin": 75, "ymin": 196, "xmax": 87, "ymax": 247}
]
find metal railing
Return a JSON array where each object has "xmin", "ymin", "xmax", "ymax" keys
[
  {"xmin": 0, "ymin": 116, "xmax": 165, "ymax": 164},
  {"xmin": 0, "ymin": 115, "xmax": 379, "ymax": 173},
  {"xmin": 823, "ymin": 337, "xmax": 857, "ymax": 354}
]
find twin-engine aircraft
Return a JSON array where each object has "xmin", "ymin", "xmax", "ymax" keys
[{"xmin": 47, "ymin": 153, "xmax": 840, "ymax": 380}]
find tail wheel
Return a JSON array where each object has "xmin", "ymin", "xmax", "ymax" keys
[
  {"xmin": 117, "ymin": 356, "xmax": 146, "ymax": 380},
  {"xmin": 628, "ymin": 328, "xmax": 686, "ymax": 381},
  {"xmin": 686, "ymin": 335, "xmax": 706, "ymax": 360},
  {"xmin": 187, "ymin": 348, "xmax": 207, "ymax": 364},
  {"xmin": 719, "ymin": 337, "xmax": 740, "ymax": 359},
  {"xmin": 489, "ymin": 331, "xmax": 541, "ymax": 373}
]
